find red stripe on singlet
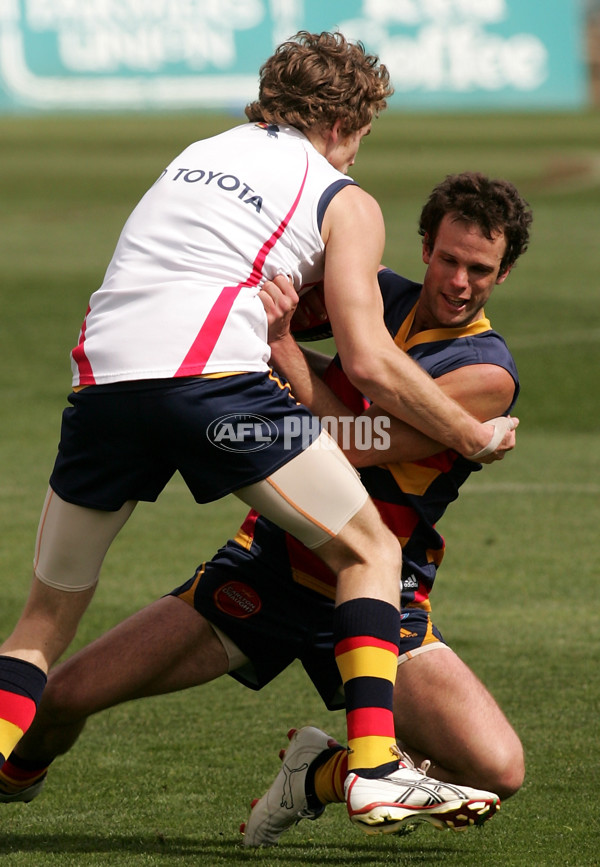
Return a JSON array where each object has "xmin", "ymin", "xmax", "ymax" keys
[
  {"xmin": 176, "ymin": 156, "xmax": 310, "ymax": 376},
  {"xmin": 71, "ymin": 305, "xmax": 95, "ymax": 385}
]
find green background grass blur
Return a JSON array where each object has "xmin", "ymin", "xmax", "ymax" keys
[{"xmin": 1, "ymin": 111, "xmax": 599, "ymax": 865}]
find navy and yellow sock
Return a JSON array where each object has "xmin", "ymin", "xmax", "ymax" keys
[
  {"xmin": 0, "ymin": 656, "xmax": 47, "ymax": 765},
  {"xmin": 311, "ymin": 747, "xmax": 348, "ymax": 805},
  {"xmin": 334, "ymin": 598, "xmax": 399, "ymax": 777}
]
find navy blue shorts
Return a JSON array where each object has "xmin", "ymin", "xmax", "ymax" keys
[
  {"xmin": 169, "ymin": 535, "xmax": 447, "ymax": 711},
  {"xmin": 50, "ymin": 372, "xmax": 318, "ymax": 510}
]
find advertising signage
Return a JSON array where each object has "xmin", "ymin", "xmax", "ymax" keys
[{"xmin": 0, "ymin": 0, "xmax": 587, "ymax": 112}]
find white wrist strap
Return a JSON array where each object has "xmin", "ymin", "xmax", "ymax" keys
[{"xmin": 466, "ymin": 416, "xmax": 515, "ymax": 462}]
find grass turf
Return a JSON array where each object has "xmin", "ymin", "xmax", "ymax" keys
[{"xmin": 1, "ymin": 110, "xmax": 600, "ymax": 865}]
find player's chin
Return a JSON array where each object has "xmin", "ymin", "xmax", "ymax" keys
[{"xmin": 441, "ymin": 308, "xmax": 471, "ymax": 327}]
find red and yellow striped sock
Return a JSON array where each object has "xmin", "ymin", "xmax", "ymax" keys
[
  {"xmin": 334, "ymin": 598, "xmax": 399, "ymax": 776},
  {"xmin": 0, "ymin": 656, "xmax": 47, "ymax": 765}
]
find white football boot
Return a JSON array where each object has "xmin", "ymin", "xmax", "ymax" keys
[
  {"xmin": 241, "ymin": 727, "xmax": 341, "ymax": 847},
  {"xmin": 345, "ymin": 752, "xmax": 501, "ymax": 835}
]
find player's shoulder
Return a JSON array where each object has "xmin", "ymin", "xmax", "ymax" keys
[
  {"xmin": 321, "ymin": 183, "xmax": 384, "ymax": 243},
  {"xmin": 470, "ymin": 328, "xmax": 518, "ymax": 371}
]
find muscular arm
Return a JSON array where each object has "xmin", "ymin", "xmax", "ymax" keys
[
  {"xmin": 269, "ymin": 328, "xmax": 515, "ymax": 466},
  {"xmin": 312, "ymin": 185, "xmax": 505, "ymax": 457},
  {"xmin": 350, "ymin": 363, "xmax": 515, "ymax": 466}
]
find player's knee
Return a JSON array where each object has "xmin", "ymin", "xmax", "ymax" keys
[
  {"xmin": 480, "ymin": 736, "xmax": 525, "ymax": 799},
  {"xmin": 354, "ymin": 498, "xmax": 400, "ymax": 550},
  {"xmin": 340, "ymin": 517, "xmax": 401, "ymax": 574},
  {"xmin": 497, "ymin": 742, "xmax": 525, "ymax": 799},
  {"xmin": 374, "ymin": 524, "xmax": 403, "ymax": 574}
]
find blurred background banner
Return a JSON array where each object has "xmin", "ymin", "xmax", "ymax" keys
[{"xmin": 0, "ymin": 0, "xmax": 589, "ymax": 113}]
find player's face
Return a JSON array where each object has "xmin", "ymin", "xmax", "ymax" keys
[
  {"xmin": 328, "ymin": 123, "xmax": 371, "ymax": 174},
  {"xmin": 417, "ymin": 214, "xmax": 509, "ymax": 331}
]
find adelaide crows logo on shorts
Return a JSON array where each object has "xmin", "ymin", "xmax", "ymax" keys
[{"xmin": 207, "ymin": 413, "xmax": 279, "ymax": 452}]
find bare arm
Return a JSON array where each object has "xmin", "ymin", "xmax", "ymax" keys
[
  {"xmin": 270, "ymin": 331, "xmax": 516, "ymax": 465},
  {"xmin": 349, "ymin": 363, "xmax": 516, "ymax": 466},
  {"xmin": 317, "ymin": 185, "xmax": 510, "ymax": 458},
  {"xmin": 263, "ymin": 281, "xmax": 517, "ymax": 465}
]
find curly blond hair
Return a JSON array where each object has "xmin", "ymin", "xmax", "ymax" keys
[{"xmin": 245, "ymin": 31, "xmax": 393, "ymax": 136}]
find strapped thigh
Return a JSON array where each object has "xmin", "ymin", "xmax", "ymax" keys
[
  {"xmin": 235, "ymin": 430, "xmax": 368, "ymax": 549},
  {"xmin": 208, "ymin": 622, "xmax": 249, "ymax": 672},
  {"xmin": 33, "ymin": 487, "xmax": 136, "ymax": 591}
]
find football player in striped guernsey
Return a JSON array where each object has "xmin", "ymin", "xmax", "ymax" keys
[
  {"xmin": 0, "ymin": 33, "xmax": 517, "ymax": 837},
  {"xmin": 1, "ymin": 173, "xmax": 530, "ymax": 843}
]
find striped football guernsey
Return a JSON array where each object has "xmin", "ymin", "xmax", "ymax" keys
[{"xmin": 234, "ymin": 269, "xmax": 519, "ymax": 609}]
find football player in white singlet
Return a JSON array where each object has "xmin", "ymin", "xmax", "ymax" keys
[{"xmin": 0, "ymin": 33, "xmax": 516, "ymax": 835}]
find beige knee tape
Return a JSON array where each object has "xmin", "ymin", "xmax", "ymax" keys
[
  {"xmin": 34, "ymin": 488, "xmax": 136, "ymax": 591},
  {"xmin": 235, "ymin": 430, "xmax": 368, "ymax": 549}
]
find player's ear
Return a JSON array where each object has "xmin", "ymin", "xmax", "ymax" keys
[
  {"xmin": 330, "ymin": 118, "xmax": 343, "ymax": 142},
  {"xmin": 496, "ymin": 265, "xmax": 512, "ymax": 284}
]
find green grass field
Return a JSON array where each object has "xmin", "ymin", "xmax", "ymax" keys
[{"xmin": 1, "ymin": 110, "xmax": 600, "ymax": 865}]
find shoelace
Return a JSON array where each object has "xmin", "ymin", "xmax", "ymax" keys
[{"xmin": 391, "ymin": 743, "xmax": 432, "ymax": 776}]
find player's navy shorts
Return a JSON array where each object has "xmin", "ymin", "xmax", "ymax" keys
[
  {"xmin": 169, "ymin": 536, "xmax": 447, "ymax": 712},
  {"xmin": 50, "ymin": 372, "xmax": 319, "ymax": 510}
]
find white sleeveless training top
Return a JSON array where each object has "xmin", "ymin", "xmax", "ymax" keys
[{"xmin": 71, "ymin": 123, "xmax": 355, "ymax": 386}]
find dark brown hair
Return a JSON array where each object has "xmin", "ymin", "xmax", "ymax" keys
[
  {"xmin": 419, "ymin": 172, "xmax": 533, "ymax": 275},
  {"xmin": 245, "ymin": 31, "xmax": 393, "ymax": 136}
]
